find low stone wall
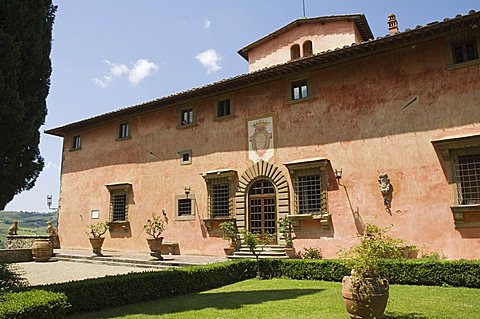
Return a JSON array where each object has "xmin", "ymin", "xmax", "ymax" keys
[
  {"xmin": 7, "ymin": 235, "xmax": 60, "ymax": 249},
  {"xmin": 0, "ymin": 248, "xmax": 33, "ymax": 262}
]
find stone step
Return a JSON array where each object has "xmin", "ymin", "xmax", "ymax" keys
[
  {"xmin": 52, "ymin": 254, "xmax": 187, "ymax": 269},
  {"xmin": 227, "ymin": 254, "xmax": 289, "ymax": 259},
  {"xmin": 229, "ymin": 245, "xmax": 291, "ymax": 259},
  {"xmin": 235, "ymin": 250, "xmax": 287, "ymax": 256}
]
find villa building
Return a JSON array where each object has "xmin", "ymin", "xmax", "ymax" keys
[{"xmin": 46, "ymin": 11, "xmax": 480, "ymax": 259}]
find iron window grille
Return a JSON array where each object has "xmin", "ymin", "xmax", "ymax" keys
[
  {"xmin": 454, "ymin": 151, "xmax": 480, "ymax": 205},
  {"xmin": 291, "ymin": 79, "xmax": 308, "ymax": 100},
  {"xmin": 209, "ymin": 181, "xmax": 231, "ymax": 218},
  {"xmin": 110, "ymin": 191, "xmax": 128, "ymax": 221},
  {"xmin": 178, "ymin": 198, "xmax": 192, "ymax": 216}
]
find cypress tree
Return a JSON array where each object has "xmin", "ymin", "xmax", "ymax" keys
[{"xmin": 0, "ymin": 1, "xmax": 56, "ymax": 209}]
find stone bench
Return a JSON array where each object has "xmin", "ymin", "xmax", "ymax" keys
[{"xmin": 160, "ymin": 242, "xmax": 180, "ymax": 255}]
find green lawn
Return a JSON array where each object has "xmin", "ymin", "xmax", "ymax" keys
[{"xmin": 69, "ymin": 279, "xmax": 480, "ymax": 319}]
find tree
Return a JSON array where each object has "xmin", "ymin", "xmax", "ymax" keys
[{"xmin": 0, "ymin": 0, "xmax": 56, "ymax": 209}]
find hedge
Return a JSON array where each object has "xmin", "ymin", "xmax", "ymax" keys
[
  {"xmin": 0, "ymin": 290, "xmax": 69, "ymax": 319},
  {"xmin": 41, "ymin": 260, "xmax": 256, "ymax": 314},
  {"xmin": 17, "ymin": 258, "xmax": 480, "ymax": 316},
  {"xmin": 258, "ymin": 259, "xmax": 480, "ymax": 288}
]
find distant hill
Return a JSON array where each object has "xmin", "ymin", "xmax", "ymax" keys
[{"xmin": 0, "ymin": 211, "xmax": 57, "ymax": 248}]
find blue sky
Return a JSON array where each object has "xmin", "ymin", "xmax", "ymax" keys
[{"xmin": 5, "ymin": 0, "xmax": 478, "ymax": 212}]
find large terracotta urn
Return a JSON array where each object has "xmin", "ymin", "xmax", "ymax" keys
[
  {"xmin": 342, "ymin": 275, "xmax": 389, "ymax": 319},
  {"xmin": 31, "ymin": 239, "xmax": 53, "ymax": 262},
  {"xmin": 89, "ymin": 237, "xmax": 105, "ymax": 256},
  {"xmin": 147, "ymin": 237, "xmax": 164, "ymax": 260}
]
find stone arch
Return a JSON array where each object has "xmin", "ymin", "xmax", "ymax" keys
[{"xmin": 235, "ymin": 160, "xmax": 290, "ymax": 232}]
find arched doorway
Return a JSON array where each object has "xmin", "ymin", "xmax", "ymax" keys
[{"xmin": 248, "ymin": 179, "xmax": 276, "ymax": 241}]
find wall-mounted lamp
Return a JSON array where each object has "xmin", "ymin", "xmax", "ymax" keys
[
  {"xmin": 46, "ymin": 195, "xmax": 57, "ymax": 210},
  {"xmin": 335, "ymin": 168, "xmax": 343, "ymax": 180},
  {"xmin": 184, "ymin": 186, "xmax": 191, "ymax": 198}
]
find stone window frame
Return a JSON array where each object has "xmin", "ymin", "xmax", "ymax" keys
[
  {"xmin": 178, "ymin": 149, "xmax": 192, "ymax": 165},
  {"xmin": 105, "ymin": 183, "xmax": 132, "ymax": 223},
  {"xmin": 202, "ymin": 170, "xmax": 237, "ymax": 220},
  {"xmin": 445, "ymin": 30, "xmax": 480, "ymax": 70},
  {"xmin": 117, "ymin": 122, "xmax": 130, "ymax": 140},
  {"xmin": 214, "ymin": 98, "xmax": 233, "ymax": 120},
  {"xmin": 432, "ymin": 135, "xmax": 480, "ymax": 228},
  {"xmin": 286, "ymin": 159, "xmax": 329, "ymax": 216},
  {"xmin": 175, "ymin": 194, "xmax": 196, "ymax": 221}
]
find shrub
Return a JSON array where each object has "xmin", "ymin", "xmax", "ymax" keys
[
  {"xmin": 297, "ymin": 247, "xmax": 322, "ymax": 259},
  {"xmin": 0, "ymin": 263, "xmax": 26, "ymax": 294},
  {"xmin": 41, "ymin": 260, "xmax": 255, "ymax": 314},
  {"xmin": 0, "ymin": 290, "xmax": 69, "ymax": 319}
]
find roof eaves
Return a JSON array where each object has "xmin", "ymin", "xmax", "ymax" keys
[{"xmin": 45, "ymin": 10, "xmax": 480, "ymax": 137}]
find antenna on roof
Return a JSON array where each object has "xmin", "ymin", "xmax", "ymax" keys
[{"xmin": 302, "ymin": 0, "xmax": 306, "ymax": 18}]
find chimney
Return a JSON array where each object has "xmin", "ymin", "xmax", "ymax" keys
[{"xmin": 388, "ymin": 13, "xmax": 399, "ymax": 34}]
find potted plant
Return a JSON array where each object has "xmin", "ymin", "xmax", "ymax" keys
[
  {"xmin": 144, "ymin": 213, "xmax": 167, "ymax": 260},
  {"xmin": 86, "ymin": 221, "xmax": 109, "ymax": 256},
  {"xmin": 219, "ymin": 220, "xmax": 239, "ymax": 255},
  {"xmin": 341, "ymin": 224, "xmax": 403, "ymax": 319},
  {"xmin": 278, "ymin": 217, "xmax": 295, "ymax": 257}
]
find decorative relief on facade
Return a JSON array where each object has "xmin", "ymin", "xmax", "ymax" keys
[
  {"xmin": 378, "ymin": 172, "xmax": 393, "ymax": 207},
  {"xmin": 248, "ymin": 117, "xmax": 274, "ymax": 162}
]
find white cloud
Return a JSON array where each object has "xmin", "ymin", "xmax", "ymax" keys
[
  {"xmin": 203, "ymin": 19, "xmax": 211, "ymax": 29},
  {"xmin": 128, "ymin": 59, "xmax": 159, "ymax": 86},
  {"xmin": 196, "ymin": 49, "xmax": 222, "ymax": 74},
  {"xmin": 93, "ymin": 59, "xmax": 158, "ymax": 88}
]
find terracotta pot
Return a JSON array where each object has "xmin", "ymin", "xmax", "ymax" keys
[
  {"xmin": 147, "ymin": 237, "xmax": 163, "ymax": 260},
  {"xmin": 31, "ymin": 239, "xmax": 53, "ymax": 262},
  {"xmin": 284, "ymin": 247, "xmax": 296, "ymax": 258},
  {"xmin": 342, "ymin": 275, "xmax": 389, "ymax": 319},
  {"xmin": 224, "ymin": 247, "xmax": 235, "ymax": 256},
  {"xmin": 89, "ymin": 237, "xmax": 105, "ymax": 256}
]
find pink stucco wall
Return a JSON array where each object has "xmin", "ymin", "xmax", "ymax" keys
[
  {"xmin": 57, "ymin": 35, "xmax": 480, "ymax": 259},
  {"xmin": 247, "ymin": 20, "xmax": 359, "ymax": 72}
]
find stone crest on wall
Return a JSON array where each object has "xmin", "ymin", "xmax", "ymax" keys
[{"xmin": 248, "ymin": 117, "xmax": 273, "ymax": 162}]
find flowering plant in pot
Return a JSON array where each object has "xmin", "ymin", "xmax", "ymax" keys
[
  {"xmin": 144, "ymin": 212, "xmax": 167, "ymax": 260},
  {"xmin": 86, "ymin": 221, "xmax": 109, "ymax": 256},
  {"xmin": 219, "ymin": 220, "xmax": 239, "ymax": 255},
  {"xmin": 340, "ymin": 224, "xmax": 403, "ymax": 319}
]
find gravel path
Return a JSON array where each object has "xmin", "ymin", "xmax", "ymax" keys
[{"xmin": 12, "ymin": 261, "xmax": 157, "ymax": 286}]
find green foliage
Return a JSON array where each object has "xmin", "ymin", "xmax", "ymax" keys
[
  {"xmin": 219, "ymin": 221, "xmax": 239, "ymax": 245},
  {"xmin": 298, "ymin": 247, "xmax": 323, "ymax": 259},
  {"xmin": 85, "ymin": 221, "xmax": 109, "ymax": 238},
  {"xmin": 143, "ymin": 213, "xmax": 167, "ymax": 238},
  {"xmin": 277, "ymin": 217, "xmax": 294, "ymax": 246},
  {"xmin": 41, "ymin": 261, "xmax": 255, "ymax": 314},
  {"xmin": 0, "ymin": 263, "xmax": 26, "ymax": 294},
  {"xmin": 0, "ymin": 290, "xmax": 68, "ymax": 319},
  {"xmin": 0, "ymin": 1, "xmax": 56, "ymax": 210}
]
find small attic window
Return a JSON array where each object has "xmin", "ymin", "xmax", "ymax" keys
[
  {"xmin": 303, "ymin": 41, "xmax": 313, "ymax": 57},
  {"xmin": 290, "ymin": 44, "xmax": 300, "ymax": 60}
]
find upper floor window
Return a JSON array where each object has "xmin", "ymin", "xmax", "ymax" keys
[
  {"xmin": 216, "ymin": 99, "xmax": 231, "ymax": 118},
  {"xmin": 303, "ymin": 40, "xmax": 313, "ymax": 57},
  {"xmin": 452, "ymin": 38, "xmax": 478, "ymax": 64},
  {"xmin": 291, "ymin": 79, "xmax": 308, "ymax": 100},
  {"xmin": 180, "ymin": 108, "xmax": 194, "ymax": 126},
  {"xmin": 72, "ymin": 135, "xmax": 81, "ymax": 149},
  {"xmin": 290, "ymin": 44, "xmax": 300, "ymax": 60},
  {"xmin": 118, "ymin": 123, "xmax": 130, "ymax": 139},
  {"xmin": 179, "ymin": 149, "xmax": 192, "ymax": 165}
]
